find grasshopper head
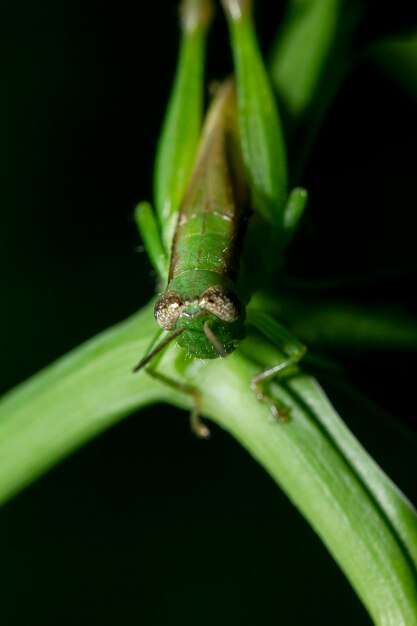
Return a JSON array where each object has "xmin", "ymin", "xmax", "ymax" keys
[{"xmin": 154, "ymin": 275, "xmax": 246, "ymax": 359}]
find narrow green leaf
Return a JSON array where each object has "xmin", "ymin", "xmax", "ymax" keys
[
  {"xmin": 268, "ymin": 0, "xmax": 362, "ymax": 177},
  {"xmin": 369, "ymin": 32, "xmax": 417, "ymax": 102},
  {"xmin": 269, "ymin": 0, "xmax": 343, "ymax": 122}
]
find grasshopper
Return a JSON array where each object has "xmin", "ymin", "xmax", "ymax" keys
[{"xmin": 134, "ymin": 0, "xmax": 308, "ymax": 436}]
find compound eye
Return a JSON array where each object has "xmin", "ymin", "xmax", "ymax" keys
[
  {"xmin": 154, "ymin": 292, "xmax": 184, "ymax": 330},
  {"xmin": 199, "ymin": 286, "xmax": 240, "ymax": 322}
]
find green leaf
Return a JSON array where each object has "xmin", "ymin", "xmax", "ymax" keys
[{"xmin": 268, "ymin": 0, "xmax": 362, "ymax": 177}]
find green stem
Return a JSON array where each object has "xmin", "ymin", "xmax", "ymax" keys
[
  {"xmin": 0, "ymin": 300, "xmax": 417, "ymax": 625},
  {"xmin": 0, "ymin": 303, "xmax": 169, "ymax": 504}
]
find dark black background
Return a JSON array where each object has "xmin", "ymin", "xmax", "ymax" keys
[{"xmin": 1, "ymin": 1, "xmax": 417, "ymax": 624}]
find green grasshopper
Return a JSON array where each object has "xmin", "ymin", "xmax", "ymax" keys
[{"xmin": 134, "ymin": 0, "xmax": 308, "ymax": 437}]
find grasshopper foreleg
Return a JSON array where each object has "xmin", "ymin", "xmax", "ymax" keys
[
  {"xmin": 134, "ymin": 329, "xmax": 210, "ymax": 439},
  {"xmin": 146, "ymin": 366, "xmax": 210, "ymax": 439}
]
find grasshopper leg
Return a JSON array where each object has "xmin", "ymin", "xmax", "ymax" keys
[
  {"xmin": 154, "ymin": 0, "xmax": 214, "ymax": 251},
  {"xmin": 250, "ymin": 356, "xmax": 301, "ymax": 423},
  {"xmin": 221, "ymin": 0, "xmax": 288, "ymax": 226},
  {"xmin": 146, "ymin": 367, "xmax": 210, "ymax": 439},
  {"xmin": 134, "ymin": 329, "xmax": 210, "ymax": 438},
  {"xmin": 247, "ymin": 310, "xmax": 306, "ymax": 422}
]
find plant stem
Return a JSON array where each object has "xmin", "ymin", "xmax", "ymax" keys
[{"xmin": 0, "ymin": 300, "xmax": 417, "ymax": 625}]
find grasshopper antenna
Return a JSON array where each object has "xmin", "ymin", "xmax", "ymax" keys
[
  {"xmin": 133, "ymin": 327, "xmax": 185, "ymax": 372},
  {"xmin": 203, "ymin": 321, "xmax": 227, "ymax": 357}
]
